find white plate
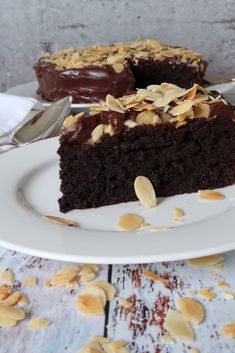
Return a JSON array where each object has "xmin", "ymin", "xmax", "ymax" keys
[
  {"xmin": 6, "ymin": 81, "xmax": 91, "ymax": 113},
  {"xmin": 0, "ymin": 137, "xmax": 235, "ymax": 264}
]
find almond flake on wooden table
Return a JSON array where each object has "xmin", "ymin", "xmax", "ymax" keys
[
  {"xmin": 18, "ymin": 294, "xmax": 29, "ymax": 307},
  {"xmin": 199, "ymin": 288, "xmax": 215, "ymax": 301},
  {"xmin": 117, "ymin": 213, "xmax": 145, "ymax": 231},
  {"xmin": 0, "ymin": 304, "xmax": 25, "ymax": 320},
  {"xmin": 0, "ymin": 284, "xmax": 12, "ymax": 300},
  {"xmin": 76, "ymin": 285, "xmax": 107, "ymax": 316},
  {"xmin": 221, "ymin": 321, "xmax": 235, "ymax": 339},
  {"xmin": 221, "ymin": 292, "xmax": 235, "ymax": 300},
  {"xmin": 187, "ymin": 255, "xmax": 224, "ymax": 267},
  {"xmin": 23, "ymin": 277, "xmax": 37, "ymax": 287},
  {"xmin": 142, "ymin": 271, "xmax": 170, "ymax": 286},
  {"xmin": 163, "ymin": 308, "xmax": 194, "ymax": 341},
  {"xmin": 179, "ymin": 297, "xmax": 205, "ymax": 325},
  {"xmin": 117, "ymin": 298, "xmax": 133, "ymax": 309},
  {"xmin": 0, "ymin": 291, "xmax": 21, "ymax": 306},
  {"xmin": 197, "ymin": 189, "xmax": 225, "ymax": 202},
  {"xmin": 0, "ymin": 271, "xmax": 15, "ymax": 285},
  {"xmin": 213, "ymin": 263, "xmax": 225, "ymax": 272},
  {"xmin": 134, "ymin": 176, "xmax": 157, "ymax": 208},
  {"xmin": 42, "ymin": 215, "xmax": 78, "ymax": 227},
  {"xmin": 88, "ymin": 280, "xmax": 116, "ymax": 301},
  {"xmin": 217, "ymin": 280, "xmax": 230, "ymax": 289},
  {"xmin": 27, "ymin": 317, "xmax": 50, "ymax": 331},
  {"xmin": 49, "ymin": 265, "xmax": 80, "ymax": 287},
  {"xmin": 78, "ymin": 337, "xmax": 130, "ymax": 353},
  {"xmin": 0, "ymin": 315, "xmax": 18, "ymax": 328},
  {"xmin": 190, "ymin": 349, "xmax": 200, "ymax": 353}
]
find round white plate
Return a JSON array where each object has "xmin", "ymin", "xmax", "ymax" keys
[
  {"xmin": 0, "ymin": 137, "xmax": 235, "ymax": 264},
  {"xmin": 6, "ymin": 81, "xmax": 91, "ymax": 113}
]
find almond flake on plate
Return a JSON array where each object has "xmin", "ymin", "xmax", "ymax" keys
[
  {"xmin": 179, "ymin": 297, "xmax": 204, "ymax": 325},
  {"xmin": 198, "ymin": 190, "xmax": 225, "ymax": 202},
  {"xmin": 163, "ymin": 308, "xmax": 194, "ymax": 341},
  {"xmin": 134, "ymin": 176, "xmax": 157, "ymax": 208},
  {"xmin": 42, "ymin": 215, "xmax": 78, "ymax": 227},
  {"xmin": 0, "ymin": 271, "xmax": 15, "ymax": 285},
  {"xmin": 173, "ymin": 207, "xmax": 185, "ymax": 221},
  {"xmin": 27, "ymin": 317, "xmax": 50, "ymax": 331},
  {"xmin": 142, "ymin": 271, "xmax": 169, "ymax": 286},
  {"xmin": 88, "ymin": 280, "xmax": 116, "ymax": 301},
  {"xmin": 149, "ymin": 226, "xmax": 172, "ymax": 232},
  {"xmin": 199, "ymin": 288, "xmax": 215, "ymax": 301},
  {"xmin": 117, "ymin": 213, "xmax": 145, "ymax": 231},
  {"xmin": 221, "ymin": 321, "xmax": 235, "ymax": 339},
  {"xmin": 23, "ymin": 277, "xmax": 37, "ymax": 287},
  {"xmin": 187, "ymin": 255, "xmax": 224, "ymax": 267}
]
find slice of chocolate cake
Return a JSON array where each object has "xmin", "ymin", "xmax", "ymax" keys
[
  {"xmin": 58, "ymin": 83, "xmax": 235, "ymax": 212},
  {"xmin": 34, "ymin": 39, "xmax": 207, "ymax": 103}
]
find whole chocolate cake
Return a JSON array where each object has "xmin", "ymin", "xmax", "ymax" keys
[
  {"xmin": 34, "ymin": 39, "xmax": 207, "ymax": 103},
  {"xmin": 58, "ymin": 83, "xmax": 235, "ymax": 212}
]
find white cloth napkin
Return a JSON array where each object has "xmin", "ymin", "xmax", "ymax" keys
[{"xmin": 0, "ymin": 93, "xmax": 38, "ymax": 135}]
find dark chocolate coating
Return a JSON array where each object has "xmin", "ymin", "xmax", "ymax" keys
[{"xmin": 34, "ymin": 62, "xmax": 135, "ymax": 103}]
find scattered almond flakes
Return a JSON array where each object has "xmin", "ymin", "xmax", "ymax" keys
[
  {"xmin": 18, "ymin": 294, "xmax": 29, "ymax": 307},
  {"xmin": 27, "ymin": 318, "xmax": 50, "ymax": 331},
  {"xmin": 142, "ymin": 271, "xmax": 170, "ymax": 286},
  {"xmin": 187, "ymin": 255, "xmax": 224, "ymax": 267},
  {"xmin": 221, "ymin": 321, "xmax": 235, "ymax": 339},
  {"xmin": 76, "ymin": 293, "xmax": 105, "ymax": 316},
  {"xmin": 222, "ymin": 292, "xmax": 235, "ymax": 300},
  {"xmin": 78, "ymin": 337, "xmax": 130, "ymax": 353},
  {"xmin": 42, "ymin": 215, "xmax": 78, "ymax": 227},
  {"xmin": 49, "ymin": 265, "xmax": 80, "ymax": 287},
  {"xmin": 0, "ymin": 271, "xmax": 15, "ymax": 285},
  {"xmin": 89, "ymin": 280, "xmax": 116, "ymax": 301},
  {"xmin": 117, "ymin": 213, "xmax": 144, "ymax": 231},
  {"xmin": 134, "ymin": 176, "xmax": 157, "ymax": 208},
  {"xmin": 79, "ymin": 271, "xmax": 96, "ymax": 282},
  {"xmin": 0, "ymin": 291, "xmax": 21, "ymax": 306},
  {"xmin": 199, "ymin": 288, "xmax": 215, "ymax": 301},
  {"xmin": 0, "ymin": 304, "xmax": 25, "ymax": 320},
  {"xmin": 0, "ymin": 316, "xmax": 17, "ymax": 328},
  {"xmin": 217, "ymin": 281, "xmax": 230, "ymax": 289},
  {"xmin": 179, "ymin": 297, "xmax": 205, "ymax": 325},
  {"xmin": 23, "ymin": 277, "xmax": 37, "ymax": 287},
  {"xmin": 198, "ymin": 190, "xmax": 225, "ymax": 202},
  {"xmin": 0, "ymin": 284, "xmax": 12, "ymax": 300},
  {"xmin": 117, "ymin": 298, "xmax": 133, "ymax": 309},
  {"xmin": 160, "ymin": 334, "xmax": 176, "ymax": 345},
  {"xmin": 163, "ymin": 308, "xmax": 194, "ymax": 341}
]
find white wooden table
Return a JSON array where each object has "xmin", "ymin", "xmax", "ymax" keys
[{"xmin": 0, "ymin": 247, "xmax": 234, "ymax": 353}]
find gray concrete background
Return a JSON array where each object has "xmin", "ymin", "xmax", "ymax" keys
[{"xmin": 0, "ymin": 0, "xmax": 234, "ymax": 92}]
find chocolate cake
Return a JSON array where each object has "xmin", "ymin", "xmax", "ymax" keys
[
  {"xmin": 34, "ymin": 39, "xmax": 207, "ymax": 103},
  {"xmin": 58, "ymin": 83, "xmax": 235, "ymax": 212}
]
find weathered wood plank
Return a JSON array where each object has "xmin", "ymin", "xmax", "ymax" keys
[
  {"xmin": 0, "ymin": 248, "xmax": 108, "ymax": 353},
  {"xmin": 108, "ymin": 251, "xmax": 235, "ymax": 353}
]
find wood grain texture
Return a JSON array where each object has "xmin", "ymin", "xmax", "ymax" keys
[{"xmin": 0, "ymin": 247, "xmax": 235, "ymax": 353}]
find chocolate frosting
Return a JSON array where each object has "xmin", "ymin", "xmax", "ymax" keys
[{"xmin": 34, "ymin": 62, "xmax": 135, "ymax": 104}]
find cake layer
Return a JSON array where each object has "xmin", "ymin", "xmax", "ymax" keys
[
  {"xmin": 58, "ymin": 84, "xmax": 235, "ymax": 211},
  {"xmin": 35, "ymin": 39, "xmax": 207, "ymax": 103}
]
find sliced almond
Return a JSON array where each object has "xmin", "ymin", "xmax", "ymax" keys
[
  {"xmin": 117, "ymin": 213, "xmax": 144, "ymax": 231},
  {"xmin": 81, "ymin": 286, "xmax": 107, "ymax": 307},
  {"xmin": 27, "ymin": 318, "xmax": 50, "ymax": 331},
  {"xmin": 194, "ymin": 103, "xmax": 210, "ymax": 119},
  {"xmin": 0, "ymin": 304, "xmax": 25, "ymax": 320},
  {"xmin": 134, "ymin": 176, "xmax": 157, "ymax": 208},
  {"xmin": 113, "ymin": 63, "xmax": 124, "ymax": 73},
  {"xmin": 222, "ymin": 321, "xmax": 235, "ymax": 339},
  {"xmin": 117, "ymin": 297, "xmax": 133, "ymax": 309},
  {"xmin": 91, "ymin": 124, "xmax": 104, "ymax": 143},
  {"xmin": 136, "ymin": 110, "xmax": 160, "ymax": 125},
  {"xmin": 222, "ymin": 292, "xmax": 234, "ymax": 300},
  {"xmin": 103, "ymin": 124, "xmax": 114, "ymax": 136},
  {"xmin": 0, "ymin": 315, "xmax": 17, "ymax": 328},
  {"xmin": 179, "ymin": 297, "xmax": 204, "ymax": 325},
  {"xmin": 0, "ymin": 285, "xmax": 12, "ymax": 300},
  {"xmin": 81, "ymin": 264, "xmax": 99, "ymax": 272},
  {"xmin": 80, "ymin": 271, "xmax": 96, "ymax": 283},
  {"xmin": 42, "ymin": 215, "xmax": 77, "ymax": 227},
  {"xmin": 88, "ymin": 280, "xmax": 116, "ymax": 301},
  {"xmin": 214, "ymin": 263, "xmax": 225, "ymax": 272},
  {"xmin": 76, "ymin": 294, "xmax": 104, "ymax": 315},
  {"xmin": 63, "ymin": 112, "xmax": 84, "ymax": 129},
  {"xmin": 18, "ymin": 294, "xmax": 29, "ymax": 307},
  {"xmin": 142, "ymin": 271, "xmax": 169, "ymax": 286},
  {"xmin": 160, "ymin": 334, "xmax": 176, "ymax": 345},
  {"xmin": 173, "ymin": 208, "xmax": 185, "ymax": 220},
  {"xmin": 106, "ymin": 95, "xmax": 125, "ymax": 113},
  {"xmin": 163, "ymin": 308, "xmax": 194, "ymax": 341},
  {"xmin": 175, "ymin": 120, "xmax": 187, "ymax": 128},
  {"xmin": 217, "ymin": 281, "xmax": 230, "ymax": 289},
  {"xmin": 103, "ymin": 340, "xmax": 127, "ymax": 353},
  {"xmin": 124, "ymin": 119, "xmax": 138, "ymax": 128},
  {"xmin": 149, "ymin": 226, "xmax": 172, "ymax": 232},
  {"xmin": 190, "ymin": 349, "xmax": 200, "ymax": 353},
  {"xmin": 187, "ymin": 255, "xmax": 224, "ymax": 267},
  {"xmin": 169, "ymin": 100, "xmax": 193, "ymax": 116},
  {"xmin": 23, "ymin": 277, "xmax": 37, "ymax": 287},
  {"xmin": 0, "ymin": 291, "xmax": 21, "ymax": 306},
  {"xmin": 199, "ymin": 288, "xmax": 215, "ymax": 301},
  {"xmin": 50, "ymin": 266, "xmax": 80, "ymax": 287},
  {"xmin": 0, "ymin": 271, "xmax": 15, "ymax": 285},
  {"xmin": 198, "ymin": 190, "xmax": 225, "ymax": 202},
  {"xmin": 92, "ymin": 336, "xmax": 111, "ymax": 344}
]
